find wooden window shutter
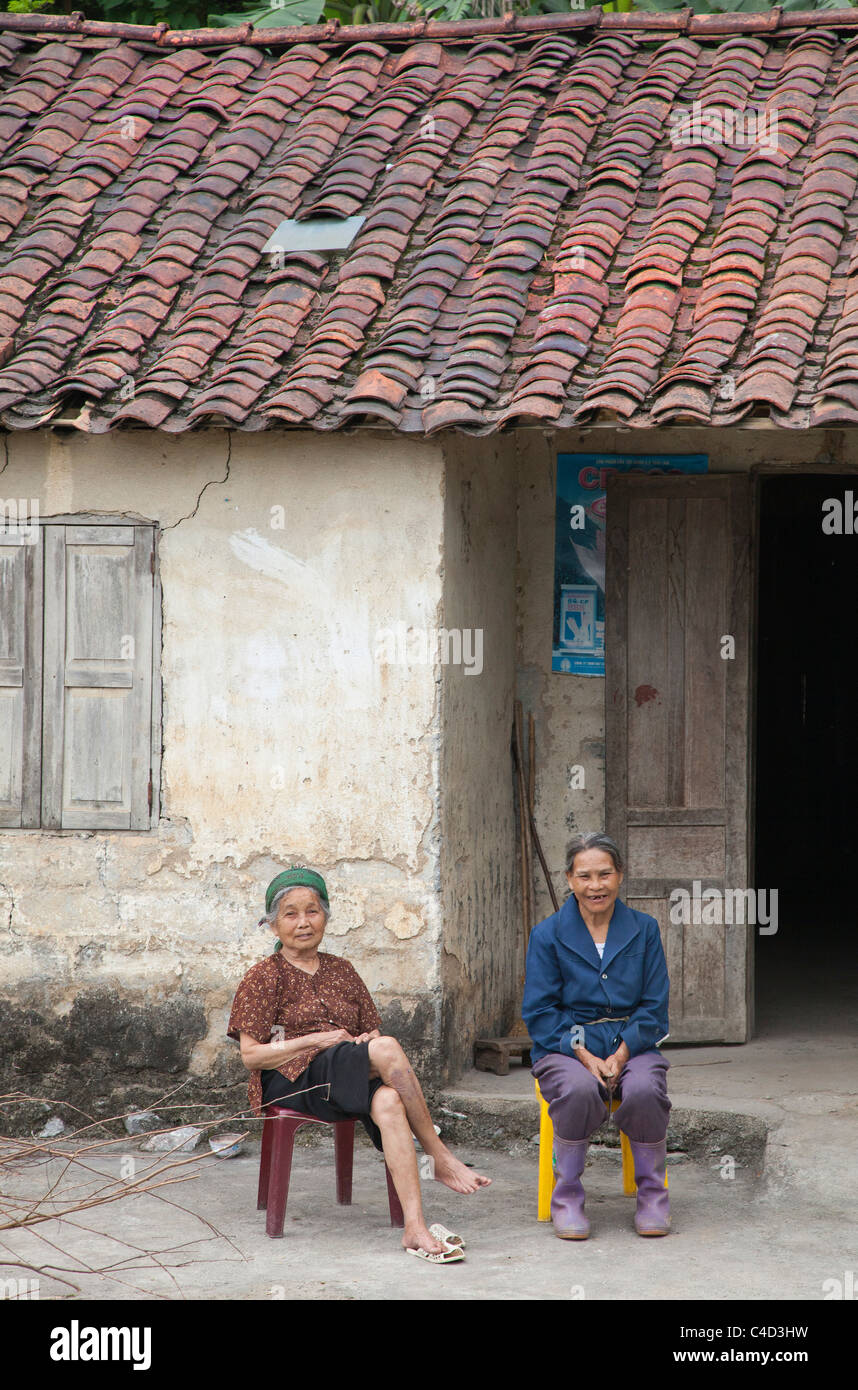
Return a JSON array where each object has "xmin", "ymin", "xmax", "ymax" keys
[
  {"xmin": 0, "ymin": 528, "xmax": 43, "ymax": 827},
  {"xmin": 41, "ymin": 525, "xmax": 155, "ymax": 830}
]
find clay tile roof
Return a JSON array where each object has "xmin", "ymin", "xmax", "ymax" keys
[{"xmin": 3, "ymin": 9, "xmax": 858, "ymax": 432}]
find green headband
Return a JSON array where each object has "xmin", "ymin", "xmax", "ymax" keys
[{"xmin": 265, "ymin": 868, "xmax": 329, "ymax": 915}]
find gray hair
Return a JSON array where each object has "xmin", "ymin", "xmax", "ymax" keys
[
  {"xmin": 565, "ymin": 832, "xmax": 624, "ymax": 876},
  {"xmin": 264, "ymin": 886, "xmax": 330, "ymax": 926}
]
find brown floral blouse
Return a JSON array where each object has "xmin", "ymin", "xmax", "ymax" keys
[{"xmin": 227, "ymin": 952, "xmax": 382, "ymax": 1116}]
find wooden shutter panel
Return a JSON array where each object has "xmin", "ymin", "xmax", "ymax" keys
[
  {"xmin": 605, "ymin": 473, "xmax": 752, "ymax": 1043},
  {"xmin": 42, "ymin": 525, "xmax": 155, "ymax": 830},
  {"xmin": 0, "ymin": 528, "xmax": 42, "ymax": 827}
]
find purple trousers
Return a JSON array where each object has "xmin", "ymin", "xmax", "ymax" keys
[{"xmin": 533, "ymin": 1050, "xmax": 671, "ymax": 1143}]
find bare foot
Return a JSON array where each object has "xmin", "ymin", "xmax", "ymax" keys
[
  {"xmin": 431, "ymin": 1150, "xmax": 492, "ymax": 1194},
  {"xmin": 402, "ymin": 1222, "xmax": 447, "ymax": 1255}
]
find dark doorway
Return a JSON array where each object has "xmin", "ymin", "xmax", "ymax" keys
[{"xmin": 754, "ymin": 475, "xmax": 858, "ymax": 1035}]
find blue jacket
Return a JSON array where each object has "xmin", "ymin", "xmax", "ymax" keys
[{"xmin": 523, "ymin": 894, "xmax": 669, "ymax": 1063}]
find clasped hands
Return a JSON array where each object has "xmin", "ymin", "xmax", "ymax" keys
[{"xmin": 573, "ymin": 1039, "xmax": 631, "ymax": 1094}]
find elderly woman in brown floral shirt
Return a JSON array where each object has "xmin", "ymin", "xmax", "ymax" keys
[{"xmin": 228, "ymin": 867, "xmax": 490, "ymax": 1263}]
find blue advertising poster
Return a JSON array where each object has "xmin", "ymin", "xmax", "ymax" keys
[{"xmin": 553, "ymin": 453, "xmax": 708, "ymax": 675}]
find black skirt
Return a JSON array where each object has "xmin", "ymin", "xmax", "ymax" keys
[{"xmin": 261, "ymin": 1041, "xmax": 385, "ymax": 1152}]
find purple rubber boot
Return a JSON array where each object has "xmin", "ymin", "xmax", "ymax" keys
[
  {"xmin": 629, "ymin": 1139, "xmax": 671, "ymax": 1236},
  {"xmin": 551, "ymin": 1138, "xmax": 590, "ymax": 1239}
]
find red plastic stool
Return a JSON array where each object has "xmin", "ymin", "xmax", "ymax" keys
[{"xmin": 257, "ymin": 1105, "xmax": 405, "ymax": 1238}]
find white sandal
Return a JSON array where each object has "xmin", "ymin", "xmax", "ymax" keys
[
  {"xmin": 428, "ymin": 1223, "xmax": 465, "ymax": 1248},
  {"xmin": 406, "ymin": 1241, "xmax": 464, "ymax": 1264}
]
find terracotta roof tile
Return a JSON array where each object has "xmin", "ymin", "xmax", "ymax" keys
[{"xmin": 2, "ymin": 18, "xmax": 858, "ymax": 430}]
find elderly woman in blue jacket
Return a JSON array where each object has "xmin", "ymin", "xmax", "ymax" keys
[{"xmin": 523, "ymin": 831, "xmax": 671, "ymax": 1239}]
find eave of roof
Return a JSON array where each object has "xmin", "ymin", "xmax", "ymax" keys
[{"xmin": 2, "ymin": 15, "xmax": 858, "ymax": 435}]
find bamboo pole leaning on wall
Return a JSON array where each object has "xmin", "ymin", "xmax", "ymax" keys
[
  {"xmin": 514, "ymin": 703, "xmax": 560, "ymax": 937},
  {"xmin": 489, "ymin": 703, "xmax": 560, "ymax": 1064},
  {"xmin": 513, "ymin": 700, "xmax": 532, "ymax": 965}
]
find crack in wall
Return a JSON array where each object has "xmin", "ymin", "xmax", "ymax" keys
[
  {"xmin": 160, "ymin": 432, "xmax": 232, "ymax": 532},
  {"xmin": 94, "ymin": 841, "xmax": 123, "ymax": 929},
  {"xmin": 0, "ymin": 881, "xmax": 14, "ymax": 931}
]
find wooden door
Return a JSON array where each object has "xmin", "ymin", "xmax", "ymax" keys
[{"xmin": 605, "ymin": 473, "xmax": 753, "ymax": 1042}]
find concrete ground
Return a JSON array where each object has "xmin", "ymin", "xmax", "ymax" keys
[
  {"xmin": 0, "ymin": 1126, "xmax": 850, "ymax": 1303},
  {"xmin": 0, "ymin": 1136, "xmax": 834, "ymax": 1303},
  {"xmin": 1, "ymin": 964, "xmax": 855, "ymax": 1302}
]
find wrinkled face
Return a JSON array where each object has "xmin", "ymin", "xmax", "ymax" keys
[
  {"xmin": 566, "ymin": 848, "xmax": 623, "ymax": 915},
  {"xmin": 272, "ymin": 887, "xmax": 326, "ymax": 954}
]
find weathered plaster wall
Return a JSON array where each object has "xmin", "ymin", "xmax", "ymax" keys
[
  {"xmin": 0, "ymin": 428, "xmax": 448, "ymax": 1131},
  {"xmin": 438, "ymin": 436, "xmax": 519, "ymax": 1077},
  {"xmin": 508, "ymin": 425, "xmax": 857, "ymax": 927}
]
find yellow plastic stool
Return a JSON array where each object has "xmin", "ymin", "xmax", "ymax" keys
[{"xmin": 536, "ymin": 1079, "xmax": 666, "ymax": 1221}]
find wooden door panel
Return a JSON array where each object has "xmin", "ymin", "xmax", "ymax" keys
[{"xmin": 606, "ymin": 473, "xmax": 751, "ymax": 1043}]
